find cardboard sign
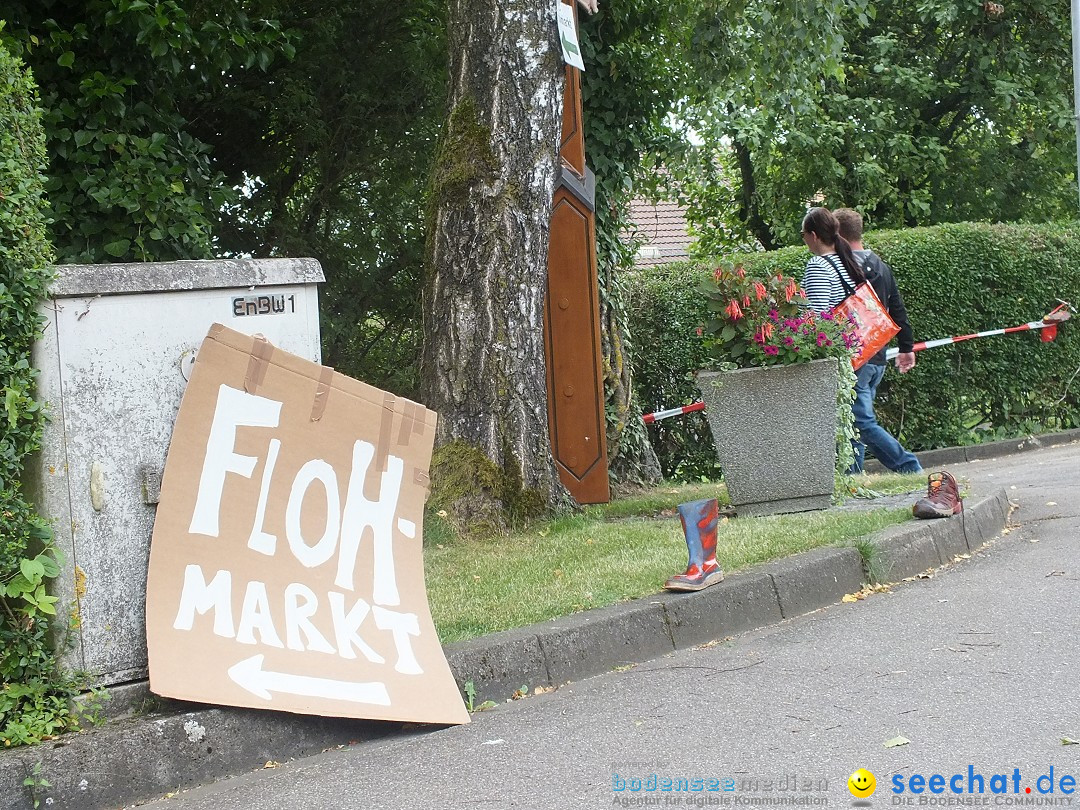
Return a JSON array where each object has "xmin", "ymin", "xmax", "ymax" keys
[{"xmin": 146, "ymin": 325, "xmax": 468, "ymax": 725}]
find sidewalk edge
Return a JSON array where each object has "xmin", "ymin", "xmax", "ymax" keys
[{"xmin": 0, "ymin": 490, "xmax": 1011, "ymax": 810}]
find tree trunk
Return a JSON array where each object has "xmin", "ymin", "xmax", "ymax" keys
[
  {"xmin": 732, "ymin": 132, "xmax": 776, "ymax": 250},
  {"xmin": 421, "ymin": 1, "xmax": 568, "ymax": 532}
]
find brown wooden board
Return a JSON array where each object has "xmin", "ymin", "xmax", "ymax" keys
[
  {"xmin": 145, "ymin": 324, "xmax": 468, "ymax": 725},
  {"xmin": 545, "ymin": 48, "xmax": 610, "ymax": 504},
  {"xmin": 559, "ymin": 64, "xmax": 585, "ymax": 177},
  {"xmin": 546, "ymin": 183, "xmax": 610, "ymax": 504}
]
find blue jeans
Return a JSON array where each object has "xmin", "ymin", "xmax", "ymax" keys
[{"xmin": 849, "ymin": 362, "xmax": 922, "ymax": 474}]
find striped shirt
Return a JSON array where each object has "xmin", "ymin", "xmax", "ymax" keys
[{"xmin": 802, "ymin": 253, "xmax": 857, "ymax": 313}]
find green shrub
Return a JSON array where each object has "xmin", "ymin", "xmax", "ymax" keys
[
  {"xmin": 0, "ymin": 39, "xmax": 82, "ymax": 747},
  {"xmin": 629, "ymin": 222, "xmax": 1080, "ymax": 478}
]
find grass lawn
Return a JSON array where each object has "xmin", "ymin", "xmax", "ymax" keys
[{"xmin": 424, "ymin": 472, "xmax": 926, "ymax": 643}]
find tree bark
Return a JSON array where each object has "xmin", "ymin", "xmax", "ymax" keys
[{"xmin": 421, "ymin": 1, "xmax": 568, "ymax": 529}]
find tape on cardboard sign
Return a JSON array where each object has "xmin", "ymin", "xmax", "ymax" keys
[
  {"xmin": 375, "ymin": 391, "xmax": 395, "ymax": 473},
  {"xmin": 243, "ymin": 334, "xmax": 274, "ymax": 393},
  {"xmin": 413, "ymin": 467, "xmax": 431, "ymax": 495},
  {"xmin": 310, "ymin": 366, "xmax": 335, "ymax": 422},
  {"xmin": 397, "ymin": 401, "xmax": 417, "ymax": 447}
]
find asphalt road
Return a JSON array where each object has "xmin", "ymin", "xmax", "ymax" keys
[{"xmin": 139, "ymin": 442, "xmax": 1080, "ymax": 810}]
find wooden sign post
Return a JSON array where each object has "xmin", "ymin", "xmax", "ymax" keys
[{"xmin": 544, "ymin": 0, "xmax": 611, "ymax": 504}]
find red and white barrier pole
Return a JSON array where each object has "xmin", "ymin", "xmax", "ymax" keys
[
  {"xmin": 885, "ymin": 303, "xmax": 1071, "ymax": 359},
  {"xmin": 642, "ymin": 303, "xmax": 1074, "ymax": 424},
  {"xmin": 642, "ymin": 401, "xmax": 705, "ymax": 425}
]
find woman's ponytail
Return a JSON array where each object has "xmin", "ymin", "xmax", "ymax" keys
[
  {"xmin": 802, "ymin": 207, "xmax": 865, "ymax": 285},
  {"xmin": 834, "ymin": 235, "xmax": 865, "ymax": 285}
]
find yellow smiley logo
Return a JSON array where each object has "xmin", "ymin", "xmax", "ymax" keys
[{"xmin": 848, "ymin": 768, "xmax": 876, "ymax": 798}]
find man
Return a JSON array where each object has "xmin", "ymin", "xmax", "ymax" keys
[{"xmin": 834, "ymin": 208, "xmax": 922, "ymax": 474}]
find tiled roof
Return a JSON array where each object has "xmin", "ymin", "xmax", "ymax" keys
[{"xmin": 627, "ymin": 198, "xmax": 694, "ymax": 267}]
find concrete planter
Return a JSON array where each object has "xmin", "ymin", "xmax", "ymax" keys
[{"xmin": 696, "ymin": 358, "xmax": 837, "ymax": 517}]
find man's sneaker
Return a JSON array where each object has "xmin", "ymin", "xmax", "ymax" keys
[{"xmin": 912, "ymin": 471, "xmax": 962, "ymax": 519}]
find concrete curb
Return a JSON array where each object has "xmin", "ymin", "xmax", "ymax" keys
[
  {"xmin": 864, "ymin": 428, "xmax": 1080, "ymax": 474},
  {"xmin": 0, "ymin": 488, "xmax": 1011, "ymax": 810},
  {"xmin": 451, "ymin": 489, "xmax": 1009, "ymax": 704}
]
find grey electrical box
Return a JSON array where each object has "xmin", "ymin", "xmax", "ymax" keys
[{"xmin": 29, "ymin": 258, "xmax": 324, "ymax": 685}]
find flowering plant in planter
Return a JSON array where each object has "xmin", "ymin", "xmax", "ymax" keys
[
  {"xmin": 695, "ymin": 262, "xmax": 861, "ymax": 502},
  {"xmin": 697, "ymin": 263, "xmax": 860, "ymax": 368}
]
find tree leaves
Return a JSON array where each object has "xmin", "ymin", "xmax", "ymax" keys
[
  {"xmin": 2, "ymin": 1, "xmax": 296, "ymax": 264},
  {"xmin": 186, "ymin": 0, "xmax": 447, "ymax": 394},
  {"xmin": 674, "ymin": 0, "xmax": 1076, "ymax": 250},
  {"xmin": 103, "ymin": 238, "xmax": 130, "ymax": 257}
]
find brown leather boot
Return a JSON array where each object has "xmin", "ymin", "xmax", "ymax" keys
[{"xmin": 912, "ymin": 471, "xmax": 963, "ymax": 519}]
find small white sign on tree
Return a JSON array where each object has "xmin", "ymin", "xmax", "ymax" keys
[{"xmin": 558, "ymin": 0, "xmax": 586, "ymax": 71}]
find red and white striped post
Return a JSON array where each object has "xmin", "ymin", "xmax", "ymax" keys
[
  {"xmin": 885, "ymin": 303, "xmax": 1072, "ymax": 360},
  {"xmin": 641, "ymin": 401, "xmax": 705, "ymax": 425},
  {"xmin": 642, "ymin": 303, "xmax": 1073, "ymax": 425}
]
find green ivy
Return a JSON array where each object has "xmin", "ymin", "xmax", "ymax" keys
[
  {"xmin": 629, "ymin": 221, "xmax": 1080, "ymax": 479},
  {"xmin": 0, "ymin": 37, "xmax": 84, "ymax": 749}
]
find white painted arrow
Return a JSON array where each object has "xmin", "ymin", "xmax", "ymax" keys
[{"xmin": 227, "ymin": 655, "xmax": 391, "ymax": 706}]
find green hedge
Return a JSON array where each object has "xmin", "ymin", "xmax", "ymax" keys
[
  {"xmin": 629, "ymin": 221, "xmax": 1080, "ymax": 479},
  {"xmin": 0, "ymin": 41, "xmax": 85, "ymax": 748}
]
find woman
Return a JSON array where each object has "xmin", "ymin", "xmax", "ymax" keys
[{"xmin": 800, "ymin": 206, "xmax": 865, "ymax": 312}]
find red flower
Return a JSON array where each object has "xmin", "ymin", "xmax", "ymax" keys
[
  {"xmin": 753, "ymin": 281, "xmax": 768, "ymax": 301},
  {"xmin": 725, "ymin": 299, "xmax": 743, "ymax": 320}
]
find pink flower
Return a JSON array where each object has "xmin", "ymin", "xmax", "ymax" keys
[
  {"xmin": 763, "ymin": 345, "xmax": 780, "ymax": 356},
  {"xmin": 769, "ymin": 308, "xmax": 780, "ymax": 321},
  {"xmin": 696, "ymin": 326, "xmax": 704, "ymax": 337}
]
